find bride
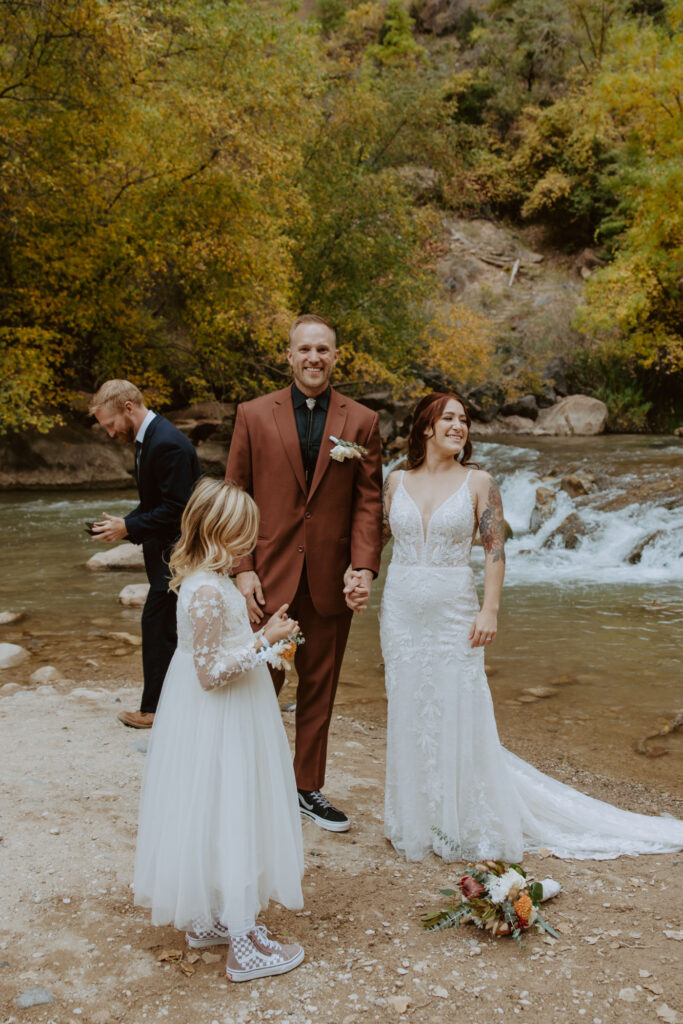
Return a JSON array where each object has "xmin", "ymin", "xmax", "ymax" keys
[{"xmin": 379, "ymin": 391, "xmax": 683, "ymax": 862}]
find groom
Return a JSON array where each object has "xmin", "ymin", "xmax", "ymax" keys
[{"xmin": 226, "ymin": 314, "xmax": 383, "ymax": 831}]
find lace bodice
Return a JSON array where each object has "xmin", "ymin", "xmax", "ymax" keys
[
  {"xmin": 177, "ymin": 571, "xmax": 271, "ymax": 691},
  {"xmin": 389, "ymin": 470, "xmax": 475, "ymax": 567}
]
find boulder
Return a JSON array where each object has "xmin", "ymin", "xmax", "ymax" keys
[
  {"xmin": 29, "ymin": 665, "xmax": 62, "ymax": 685},
  {"xmin": 529, "ymin": 486, "xmax": 557, "ymax": 533},
  {"xmin": 500, "ymin": 394, "xmax": 539, "ymax": 420},
  {"xmin": 0, "ymin": 682, "xmax": 22, "ymax": 696},
  {"xmin": 357, "ymin": 390, "xmax": 394, "ymax": 412},
  {"xmin": 560, "ymin": 472, "xmax": 597, "ymax": 498},
  {"xmin": 496, "ymin": 415, "xmax": 536, "ymax": 434},
  {"xmin": 196, "ymin": 439, "xmax": 228, "ymax": 477},
  {"xmin": 118, "ymin": 583, "xmax": 150, "ymax": 606},
  {"xmin": 0, "ymin": 642, "xmax": 30, "ymax": 669},
  {"xmin": 86, "ymin": 543, "xmax": 145, "ymax": 572},
  {"xmin": 535, "ymin": 395, "xmax": 608, "ymax": 436},
  {"xmin": 0, "ymin": 610, "xmax": 24, "ymax": 625},
  {"xmin": 542, "ymin": 513, "xmax": 590, "ymax": 550},
  {"xmin": 0, "ymin": 423, "xmax": 134, "ymax": 491}
]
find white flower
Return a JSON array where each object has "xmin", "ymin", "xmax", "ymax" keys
[
  {"xmin": 486, "ymin": 868, "xmax": 526, "ymax": 904},
  {"xmin": 329, "ymin": 436, "xmax": 367, "ymax": 462}
]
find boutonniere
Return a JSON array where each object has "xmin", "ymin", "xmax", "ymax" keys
[{"xmin": 329, "ymin": 435, "xmax": 368, "ymax": 462}]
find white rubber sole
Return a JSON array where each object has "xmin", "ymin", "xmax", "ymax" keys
[
  {"xmin": 226, "ymin": 947, "xmax": 304, "ymax": 982},
  {"xmin": 185, "ymin": 933, "xmax": 230, "ymax": 949},
  {"xmin": 299, "ymin": 807, "xmax": 350, "ymax": 832}
]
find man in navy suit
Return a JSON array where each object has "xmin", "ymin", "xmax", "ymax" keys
[{"xmin": 90, "ymin": 380, "xmax": 201, "ymax": 728}]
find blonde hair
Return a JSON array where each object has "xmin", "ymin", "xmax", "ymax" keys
[
  {"xmin": 169, "ymin": 479, "xmax": 259, "ymax": 593},
  {"xmin": 89, "ymin": 379, "xmax": 144, "ymax": 415},
  {"xmin": 289, "ymin": 313, "xmax": 337, "ymax": 346}
]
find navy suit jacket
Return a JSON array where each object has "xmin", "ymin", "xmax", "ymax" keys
[{"xmin": 124, "ymin": 415, "xmax": 201, "ymax": 590}]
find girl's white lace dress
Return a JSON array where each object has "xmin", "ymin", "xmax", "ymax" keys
[
  {"xmin": 380, "ymin": 470, "xmax": 683, "ymax": 862},
  {"xmin": 134, "ymin": 570, "xmax": 304, "ymax": 932}
]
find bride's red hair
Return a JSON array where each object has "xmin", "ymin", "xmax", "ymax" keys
[{"xmin": 407, "ymin": 392, "xmax": 475, "ymax": 469}]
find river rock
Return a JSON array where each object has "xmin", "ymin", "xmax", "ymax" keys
[
  {"xmin": 0, "ymin": 682, "xmax": 22, "ymax": 696},
  {"xmin": 0, "ymin": 610, "xmax": 24, "ymax": 625},
  {"xmin": 529, "ymin": 486, "xmax": 557, "ymax": 532},
  {"xmin": 378, "ymin": 409, "xmax": 397, "ymax": 445},
  {"xmin": 627, "ymin": 531, "xmax": 662, "ymax": 564},
  {"xmin": 535, "ymin": 395, "xmax": 608, "ymax": 436},
  {"xmin": 29, "ymin": 665, "xmax": 62, "ymax": 685},
  {"xmin": 118, "ymin": 583, "xmax": 150, "ymax": 606},
  {"xmin": 560, "ymin": 472, "xmax": 597, "ymax": 497},
  {"xmin": 106, "ymin": 631, "xmax": 142, "ymax": 646},
  {"xmin": 543, "ymin": 513, "xmax": 590, "ymax": 550},
  {"xmin": 15, "ymin": 987, "xmax": 54, "ymax": 1008},
  {"xmin": 86, "ymin": 543, "xmax": 145, "ymax": 572},
  {"xmin": 0, "ymin": 642, "xmax": 30, "ymax": 669},
  {"xmin": 542, "ymin": 356, "xmax": 569, "ymax": 396}
]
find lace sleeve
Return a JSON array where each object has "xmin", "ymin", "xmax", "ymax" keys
[{"xmin": 188, "ymin": 584, "xmax": 270, "ymax": 691}]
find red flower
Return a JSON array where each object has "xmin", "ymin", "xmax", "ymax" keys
[{"xmin": 459, "ymin": 874, "xmax": 486, "ymax": 899}]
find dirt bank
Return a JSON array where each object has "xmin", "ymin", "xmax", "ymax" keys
[{"xmin": 1, "ymin": 657, "xmax": 682, "ymax": 1024}]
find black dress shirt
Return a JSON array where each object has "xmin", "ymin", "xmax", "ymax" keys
[{"xmin": 291, "ymin": 382, "xmax": 330, "ymax": 487}]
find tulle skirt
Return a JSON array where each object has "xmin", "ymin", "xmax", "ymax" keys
[
  {"xmin": 381, "ymin": 563, "xmax": 683, "ymax": 862},
  {"xmin": 134, "ymin": 650, "xmax": 304, "ymax": 932}
]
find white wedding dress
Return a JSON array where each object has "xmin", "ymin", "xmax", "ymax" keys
[
  {"xmin": 380, "ymin": 470, "xmax": 683, "ymax": 862},
  {"xmin": 134, "ymin": 570, "xmax": 303, "ymax": 932}
]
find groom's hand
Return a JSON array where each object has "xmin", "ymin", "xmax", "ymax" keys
[
  {"xmin": 236, "ymin": 571, "xmax": 266, "ymax": 623},
  {"xmin": 92, "ymin": 513, "xmax": 128, "ymax": 542},
  {"xmin": 343, "ymin": 568, "xmax": 373, "ymax": 614}
]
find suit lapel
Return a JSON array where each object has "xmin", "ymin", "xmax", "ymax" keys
[
  {"xmin": 308, "ymin": 389, "xmax": 347, "ymax": 502},
  {"xmin": 273, "ymin": 390, "xmax": 307, "ymax": 496},
  {"xmin": 137, "ymin": 415, "xmax": 160, "ymax": 492}
]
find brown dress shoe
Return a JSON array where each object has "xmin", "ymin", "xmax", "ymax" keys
[{"xmin": 117, "ymin": 710, "xmax": 155, "ymax": 729}]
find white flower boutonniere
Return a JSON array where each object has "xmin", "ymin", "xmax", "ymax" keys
[{"xmin": 329, "ymin": 435, "xmax": 368, "ymax": 462}]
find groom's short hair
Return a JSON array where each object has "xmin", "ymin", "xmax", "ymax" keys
[
  {"xmin": 289, "ymin": 314, "xmax": 337, "ymax": 347},
  {"xmin": 89, "ymin": 379, "xmax": 144, "ymax": 415}
]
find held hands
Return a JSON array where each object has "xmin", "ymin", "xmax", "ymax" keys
[
  {"xmin": 263, "ymin": 604, "xmax": 299, "ymax": 646},
  {"xmin": 236, "ymin": 571, "xmax": 266, "ymax": 624},
  {"xmin": 469, "ymin": 608, "xmax": 498, "ymax": 648},
  {"xmin": 91, "ymin": 513, "xmax": 128, "ymax": 543},
  {"xmin": 343, "ymin": 567, "xmax": 373, "ymax": 614}
]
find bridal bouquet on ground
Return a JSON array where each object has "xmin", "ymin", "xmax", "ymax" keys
[{"xmin": 422, "ymin": 860, "xmax": 559, "ymax": 945}]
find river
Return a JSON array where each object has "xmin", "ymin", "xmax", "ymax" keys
[{"xmin": 1, "ymin": 435, "xmax": 681, "ymax": 771}]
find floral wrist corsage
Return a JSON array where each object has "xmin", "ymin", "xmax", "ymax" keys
[
  {"xmin": 264, "ymin": 631, "xmax": 305, "ymax": 672},
  {"xmin": 329, "ymin": 435, "xmax": 368, "ymax": 462}
]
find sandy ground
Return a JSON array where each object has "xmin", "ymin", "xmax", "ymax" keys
[{"xmin": 1, "ymin": 659, "xmax": 682, "ymax": 1024}]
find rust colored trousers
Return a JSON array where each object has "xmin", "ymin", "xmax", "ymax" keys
[{"xmin": 268, "ymin": 569, "xmax": 352, "ymax": 792}]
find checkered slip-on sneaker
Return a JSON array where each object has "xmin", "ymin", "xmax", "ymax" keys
[
  {"xmin": 225, "ymin": 930, "xmax": 304, "ymax": 982},
  {"xmin": 185, "ymin": 918, "xmax": 231, "ymax": 949}
]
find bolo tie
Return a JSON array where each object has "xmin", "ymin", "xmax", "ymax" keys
[{"xmin": 304, "ymin": 397, "xmax": 316, "ymax": 484}]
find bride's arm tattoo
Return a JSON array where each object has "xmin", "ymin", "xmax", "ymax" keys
[
  {"xmin": 381, "ymin": 475, "xmax": 393, "ymax": 547},
  {"xmin": 479, "ymin": 480, "xmax": 506, "ymax": 563}
]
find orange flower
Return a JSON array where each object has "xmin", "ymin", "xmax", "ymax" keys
[
  {"xmin": 513, "ymin": 892, "xmax": 533, "ymax": 928},
  {"xmin": 280, "ymin": 641, "xmax": 298, "ymax": 662}
]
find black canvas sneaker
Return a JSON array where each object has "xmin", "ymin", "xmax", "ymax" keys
[{"xmin": 298, "ymin": 789, "xmax": 350, "ymax": 832}]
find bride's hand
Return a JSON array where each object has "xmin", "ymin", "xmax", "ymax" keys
[{"xmin": 469, "ymin": 609, "xmax": 497, "ymax": 647}]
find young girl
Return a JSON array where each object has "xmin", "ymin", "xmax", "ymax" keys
[{"xmin": 134, "ymin": 478, "xmax": 305, "ymax": 981}]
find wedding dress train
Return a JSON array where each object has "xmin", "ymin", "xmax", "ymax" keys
[{"xmin": 380, "ymin": 470, "xmax": 683, "ymax": 862}]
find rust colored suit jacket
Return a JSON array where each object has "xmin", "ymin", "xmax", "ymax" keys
[{"xmin": 226, "ymin": 384, "xmax": 383, "ymax": 618}]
